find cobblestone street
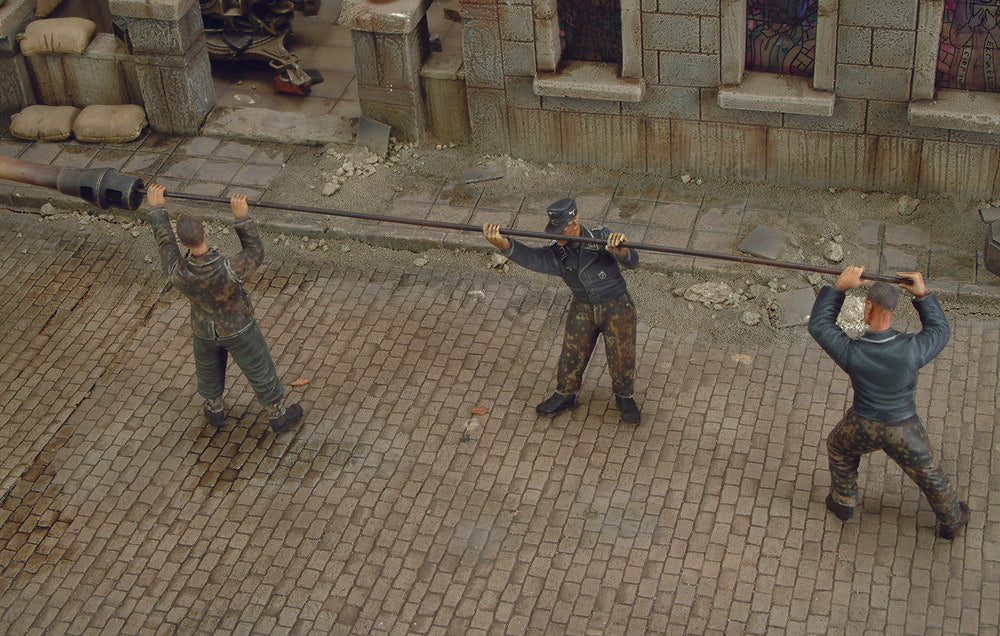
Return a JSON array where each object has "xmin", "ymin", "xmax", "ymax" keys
[{"xmin": 0, "ymin": 209, "xmax": 998, "ymax": 634}]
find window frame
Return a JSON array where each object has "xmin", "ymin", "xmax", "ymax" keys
[
  {"xmin": 908, "ymin": 0, "xmax": 1000, "ymax": 133},
  {"xmin": 531, "ymin": 0, "xmax": 646, "ymax": 103},
  {"xmin": 718, "ymin": 0, "xmax": 838, "ymax": 116}
]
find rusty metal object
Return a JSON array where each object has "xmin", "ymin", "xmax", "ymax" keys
[
  {"xmin": 160, "ymin": 189, "xmax": 913, "ymax": 285},
  {"xmin": 200, "ymin": 0, "xmax": 323, "ymax": 93},
  {"xmin": 0, "ymin": 155, "xmax": 910, "ymax": 284},
  {"xmin": 986, "ymin": 221, "xmax": 1000, "ymax": 276},
  {"xmin": 0, "ymin": 156, "xmax": 144, "ymax": 210}
]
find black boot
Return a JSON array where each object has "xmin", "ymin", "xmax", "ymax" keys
[
  {"xmin": 203, "ymin": 398, "xmax": 225, "ymax": 429},
  {"xmin": 536, "ymin": 392, "xmax": 576, "ymax": 416},
  {"xmin": 615, "ymin": 396, "xmax": 641, "ymax": 424},
  {"xmin": 825, "ymin": 494, "xmax": 854, "ymax": 521},
  {"xmin": 937, "ymin": 502, "xmax": 969, "ymax": 540},
  {"xmin": 268, "ymin": 402, "xmax": 303, "ymax": 434}
]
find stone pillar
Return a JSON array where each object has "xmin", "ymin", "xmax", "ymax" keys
[
  {"xmin": 108, "ymin": 0, "xmax": 214, "ymax": 134},
  {"xmin": 0, "ymin": 0, "xmax": 37, "ymax": 113},
  {"xmin": 339, "ymin": 0, "xmax": 431, "ymax": 141},
  {"xmin": 458, "ymin": 0, "xmax": 509, "ymax": 154}
]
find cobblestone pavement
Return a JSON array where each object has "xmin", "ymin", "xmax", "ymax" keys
[{"xmin": 0, "ymin": 209, "xmax": 998, "ymax": 635}]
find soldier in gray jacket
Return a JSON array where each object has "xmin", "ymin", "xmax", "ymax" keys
[
  {"xmin": 146, "ymin": 184, "xmax": 303, "ymax": 435},
  {"xmin": 808, "ymin": 265, "xmax": 968, "ymax": 539},
  {"xmin": 483, "ymin": 198, "xmax": 641, "ymax": 423}
]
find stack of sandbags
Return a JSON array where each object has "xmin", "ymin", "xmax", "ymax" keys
[{"xmin": 10, "ymin": 103, "xmax": 147, "ymax": 143}]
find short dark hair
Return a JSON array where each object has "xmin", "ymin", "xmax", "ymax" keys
[
  {"xmin": 866, "ymin": 281, "xmax": 899, "ymax": 311},
  {"xmin": 176, "ymin": 216, "xmax": 204, "ymax": 248}
]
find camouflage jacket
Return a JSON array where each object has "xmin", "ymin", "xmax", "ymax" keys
[
  {"xmin": 808, "ymin": 286, "xmax": 951, "ymax": 422},
  {"xmin": 504, "ymin": 226, "xmax": 638, "ymax": 304},
  {"xmin": 149, "ymin": 206, "xmax": 264, "ymax": 338}
]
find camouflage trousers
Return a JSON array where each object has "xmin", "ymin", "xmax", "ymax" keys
[
  {"xmin": 827, "ymin": 409, "xmax": 963, "ymax": 525},
  {"xmin": 556, "ymin": 294, "xmax": 636, "ymax": 398}
]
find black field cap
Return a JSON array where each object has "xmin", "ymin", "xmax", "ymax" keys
[{"xmin": 545, "ymin": 198, "xmax": 578, "ymax": 234}]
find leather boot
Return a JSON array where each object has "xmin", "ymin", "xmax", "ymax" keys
[
  {"xmin": 268, "ymin": 402, "xmax": 303, "ymax": 434},
  {"xmin": 825, "ymin": 494, "xmax": 854, "ymax": 521},
  {"xmin": 937, "ymin": 502, "xmax": 969, "ymax": 540},
  {"xmin": 536, "ymin": 392, "xmax": 576, "ymax": 416},
  {"xmin": 203, "ymin": 398, "xmax": 225, "ymax": 429},
  {"xmin": 615, "ymin": 396, "xmax": 641, "ymax": 424}
]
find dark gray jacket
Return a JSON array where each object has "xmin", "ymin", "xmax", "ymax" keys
[
  {"xmin": 808, "ymin": 285, "xmax": 950, "ymax": 422},
  {"xmin": 505, "ymin": 226, "xmax": 638, "ymax": 304}
]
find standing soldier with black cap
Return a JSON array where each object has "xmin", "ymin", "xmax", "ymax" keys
[{"xmin": 482, "ymin": 198, "xmax": 642, "ymax": 423}]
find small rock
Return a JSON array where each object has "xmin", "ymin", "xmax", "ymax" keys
[
  {"xmin": 836, "ymin": 295, "xmax": 867, "ymax": 338},
  {"xmin": 683, "ymin": 282, "xmax": 733, "ymax": 306},
  {"xmin": 897, "ymin": 194, "xmax": 920, "ymax": 216},
  {"xmin": 341, "ymin": 245, "xmax": 351, "ymax": 253},
  {"xmin": 681, "ymin": 174, "xmax": 692, "ymax": 184},
  {"xmin": 489, "ymin": 253, "xmax": 508, "ymax": 269},
  {"xmin": 741, "ymin": 311, "xmax": 761, "ymax": 326},
  {"xmin": 823, "ymin": 242, "xmax": 844, "ymax": 263},
  {"xmin": 745, "ymin": 283, "xmax": 769, "ymax": 300},
  {"xmin": 322, "ymin": 182, "xmax": 340, "ymax": 196},
  {"xmin": 414, "ymin": 257, "xmax": 429, "ymax": 267},
  {"xmin": 806, "ymin": 272, "xmax": 824, "ymax": 286},
  {"xmin": 40, "ymin": 203, "xmax": 56, "ymax": 216}
]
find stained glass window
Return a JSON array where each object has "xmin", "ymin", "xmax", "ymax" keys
[
  {"xmin": 557, "ymin": 0, "xmax": 622, "ymax": 64},
  {"xmin": 937, "ymin": 0, "xmax": 1000, "ymax": 92},
  {"xmin": 746, "ymin": 0, "xmax": 817, "ymax": 76}
]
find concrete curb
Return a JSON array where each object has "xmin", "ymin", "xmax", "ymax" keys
[{"xmin": 3, "ymin": 191, "xmax": 999, "ymax": 306}]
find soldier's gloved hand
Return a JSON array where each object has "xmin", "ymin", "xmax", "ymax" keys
[{"xmin": 146, "ymin": 183, "xmax": 166, "ymax": 208}]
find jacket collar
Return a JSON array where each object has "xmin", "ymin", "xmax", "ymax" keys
[
  {"xmin": 860, "ymin": 329, "xmax": 900, "ymax": 343},
  {"xmin": 188, "ymin": 248, "xmax": 222, "ymax": 266}
]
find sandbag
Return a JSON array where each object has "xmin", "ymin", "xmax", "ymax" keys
[
  {"xmin": 73, "ymin": 105, "xmax": 148, "ymax": 143},
  {"xmin": 17, "ymin": 17, "xmax": 96, "ymax": 56},
  {"xmin": 9, "ymin": 104, "xmax": 79, "ymax": 141}
]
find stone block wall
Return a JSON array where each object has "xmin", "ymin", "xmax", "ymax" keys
[
  {"xmin": 0, "ymin": 0, "xmax": 37, "ymax": 113},
  {"xmin": 455, "ymin": 0, "xmax": 1000, "ymax": 198}
]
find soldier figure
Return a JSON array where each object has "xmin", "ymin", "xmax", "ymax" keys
[
  {"xmin": 483, "ymin": 198, "xmax": 641, "ymax": 424},
  {"xmin": 808, "ymin": 265, "xmax": 969, "ymax": 539},
  {"xmin": 146, "ymin": 184, "xmax": 303, "ymax": 434}
]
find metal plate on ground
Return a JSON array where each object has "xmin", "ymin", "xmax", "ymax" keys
[
  {"xmin": 774, "ymin": 287, "xmax": 816, "ymax": 328},
  {"xmin": 356, "ymin": 115, "xmax": 392, "ymax": 159}
]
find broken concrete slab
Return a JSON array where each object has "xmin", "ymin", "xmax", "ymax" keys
[
  {"xmin": 356, "ymin": 115, "xmax": 392, "ymax": 159},
  {"xmin": 738, "ymin": 225, "xmax": 791, "ymax": 260},
  {"xmin": 463, "ymin": 161, "xmax": 504, "ymax": 184},
  {"xmin": 201, "ymin": 106, "xmax": 354, "ymax": 146},
  {"xmin": 774, "ymin": 287, "xmax": 816, "ymax": 328},
  {"xmin": 980, "ymin": 206, "xmax": 1000, "ymax": 223}
]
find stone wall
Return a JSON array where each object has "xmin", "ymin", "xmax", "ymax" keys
[{"xmin": 455, "ymin": 0, "xmax": 1000, "ymax": 198}]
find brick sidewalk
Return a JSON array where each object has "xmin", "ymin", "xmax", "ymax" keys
[{"xmin": 0, "ymin": 209, "xmax": 996, "ymax": 634}]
